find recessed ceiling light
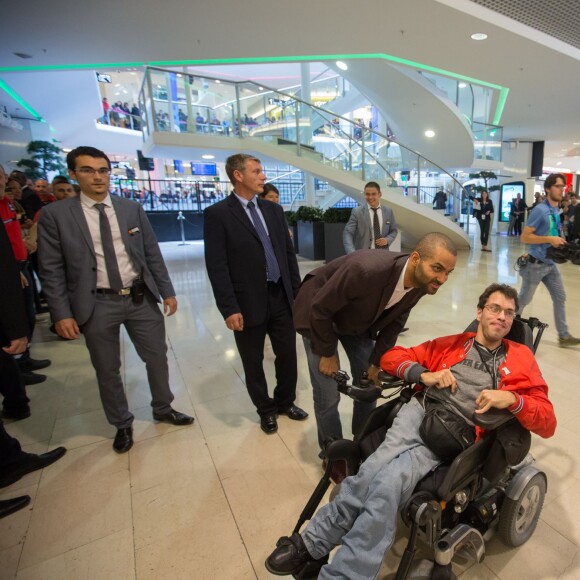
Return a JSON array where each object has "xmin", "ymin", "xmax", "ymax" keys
[
  {"xmin": 574, "ymin": 142, "xmax": 580, "ymax": 145},
  {"xmin": 202, "ymin": 154, "xmax": 215, "ymax": 160},
  {"xmin": 556, "ymin": 161, "xmax": 562, "ymax": 166},
  {"xmin": 471, "ymin": 33, "xmax": 488, "ymax": 41},
  {"xmin": 458, "ymin": 82, "xmax": 467, "ymax": 88},
  {"xmin": 336, "ymin": 61, "xmax": 348, "ymax": 71},
  {"xmin": 215, "ymin": 80, "xmax": 221, "ymax": 84},
  {"xmin": 258, "ymin": 86, "xmax": 264, "ymax": 90},
  {"xmin": 424, "ymin": 130, "xmax": 436, "ymax": 138}
]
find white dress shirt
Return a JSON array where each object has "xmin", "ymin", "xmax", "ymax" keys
[
  {"xmin": 80, "ymin": 193, "xmax": 139, "ymax": 288},
  {"xmin": 385, "ymin": 259, "xmax": 413, "ymax": 310}
]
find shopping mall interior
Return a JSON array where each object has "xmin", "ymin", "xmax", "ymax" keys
[{"xmin": 1, "ymin": 1, "xmax": 580, "ymax": 578}]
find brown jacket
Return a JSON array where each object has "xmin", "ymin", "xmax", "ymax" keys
[{"xmin": 293, "ymin": 250, "xmax": 425, "ymax": 365}]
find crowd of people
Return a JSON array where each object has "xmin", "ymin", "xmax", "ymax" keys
[
  {"xmin": 0, "ymin": 149, "xmax": 576, "ymax": 577},
  {"xmin": 100, "ymin": 98, "xmax": 140, "ymax": 130}
]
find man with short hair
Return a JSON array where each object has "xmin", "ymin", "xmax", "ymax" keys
[
  {"xmin": 518, "ymin": 173, "xmax": 580, "ymax": 347},
  {"xmin": 266, "ymin": 283, "xmax": 556, "ymax": 579},
  {"xmin": 51, "ymin": 176, "xmax": 76, "ymax": 200},
  {"xmin": 343, "ymin": 181, "xmax": 398, "ymax": 253},
  {"xmin": 294, "ymin": 232, "xmax": 457, "ymax": 453},
  {"xmin": 204, "ymin": 154, "xmax": 307, "ymax": 434},
  {"xmin": 38, "ymin": 146, "xmax": 194, "ymax": 454}
]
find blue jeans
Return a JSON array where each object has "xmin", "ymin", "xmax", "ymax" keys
[
  {"xmin": 302, "ymin": 397, "xmax": 440, "ymax": 579},
  {"xmin": 518, "ymin": 261, "xmax": 569, "ymax": 338},
  {"xmin": 303, "ymin": 335, "xmax": 376, "ymax": 450}
]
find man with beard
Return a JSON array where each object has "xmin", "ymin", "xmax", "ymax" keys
[
  {"xmin": 518, "ymin": 173, "xmax": 580, "ymax": 346},
  {"xmin": 293, "ymin": 232, "xmax": 457, "ymax": 454}
]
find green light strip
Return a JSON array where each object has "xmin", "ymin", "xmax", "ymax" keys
[
  {"xmin": 0, "ymin": 78, "xmax": 44, "ymax": 121},
  {"xmin": 0, "ymin": 53, "xmax": 508, "ymax": 125}
]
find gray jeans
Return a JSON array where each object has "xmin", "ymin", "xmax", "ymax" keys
[{"xmin": 303, "ymin": 397, "xmax": 440, "ymax": 579}]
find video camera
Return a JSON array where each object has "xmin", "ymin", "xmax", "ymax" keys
[{"xmin": 546, "ymin": 243, "xmax": 580, "ymax": 265}]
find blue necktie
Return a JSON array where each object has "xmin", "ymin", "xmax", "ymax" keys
[{"xmin": 247, "ymin": 201, "xmax": 281, "ymax": 282}]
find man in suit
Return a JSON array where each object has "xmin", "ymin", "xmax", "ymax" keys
[
  {"xmin": 204, "ymin": 154, "xmax": 308, "ymax": 434},
  {"xmin": 0, "ymin": 219, "xmax": 66, "ymax": 518},
  {"xmin": 37, "ymin": 146, "xmax": 193, "ymax": 454},
  {"xmin": 294, "ymin": 233, "xmax": 457, "ymax": 454},
  {"xmin": 343, "ymin": 182, "xmax": 398, "ymax": 253}
]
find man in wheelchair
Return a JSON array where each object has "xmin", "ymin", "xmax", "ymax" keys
[{"xmin": 266, "ymin": 283, "xmax": 556, "ymax": 579}]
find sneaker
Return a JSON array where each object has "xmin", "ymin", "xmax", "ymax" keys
[{"xmin": 559, "ymin": 335, "xmax": 580, "ymax": 347}]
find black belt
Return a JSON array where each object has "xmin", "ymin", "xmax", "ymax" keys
[
  {"xmin": 528, "ymin": 256, "xmax": 544, "ymax": 264},
  {"xmin": 17, "ymin": 260, "xmax": 28, "ymax": 271},
  {"xmin": 96, "ymin": 287, "xmax": 132, "ymax": 296}
]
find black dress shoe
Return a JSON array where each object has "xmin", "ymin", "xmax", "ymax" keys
[
  {"xmin": 18, "ymin": 358, "xmax": 51, "ymax": 372},
  {"xmin": 22, "ymin": 371, "xmax": 47, "ymax": 385},
  {"xmin": 152, "ymin": 409, "xmax": 194, "ymax": 426},
  {"xmin": 0, "ymin": 447, "xmax": 67, "ymax": 488},
  {"xmin": 1, "ymin": 407, "xmax": 31, "ymax": 421},
  {"xmin": 278, "ymin": 405, "xmax": 309, "ymax": 421},
  {"xmin": 0, "ymin": 496, "xmax": 31, "ymax": 519},
  {"xmin": 113, "ymin": 427, "xmax": 133, "ymax": 453},
  {"xmin": 265, "ymin": 533, "xmax": 315, "ymax": 575},
  {"xmin": 260, "ymin": 415, "xmax": 278, "ymax": 434}
]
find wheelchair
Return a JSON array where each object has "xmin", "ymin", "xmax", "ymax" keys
[{"xmin": 285, "ymin": 316, "xmax": 549, "ymax": 580}]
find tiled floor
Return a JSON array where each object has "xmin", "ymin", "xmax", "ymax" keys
[{"xmin": 1, "ymin": 231, "xmax": 579, "ymax": 579}]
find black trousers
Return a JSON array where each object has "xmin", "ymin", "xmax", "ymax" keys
[
  {"xmin": 0, "ymin": 418, "xmax": 24, "ymax": 468},
  {"xmin": 478, "ymin": 216, "xmax": 491, "ymax": 246},
  {"xmin": 0, "ymin": 350, "xmax": 29, "ymax": 414},
  {"xmin": 514, "ymin": 215, "xmax": 524, "ymax": 237},
  {"xmin": 233, "ymin": 282, "xmax": 297, "ymax": 417}
]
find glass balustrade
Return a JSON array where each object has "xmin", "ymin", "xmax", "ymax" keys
[{"xmin": 139, "ymin": 67, "xmax": 478, "ymax": 230}]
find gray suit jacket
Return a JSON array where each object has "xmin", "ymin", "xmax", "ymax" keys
[
  {"xmin": 37, "ymin": 195, "xmax": 175, "ymax": 326},
  {"xmin": 343, "ymin": 203, "xmax": 398, "ymax": 253}
]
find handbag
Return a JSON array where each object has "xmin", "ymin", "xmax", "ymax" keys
[{"xmin": 419, "ymin": 399, "xmax": 476, "ymax": 462}]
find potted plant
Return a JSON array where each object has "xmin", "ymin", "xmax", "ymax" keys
[
  {"xmin": 294, "ymin": 205, "xmax": 324, "ymax": 260},
  {"xmin": 322, "ymin": 207, "xmax": 351, "ymax": 263},
  {"xmin": 284, "ymin": 210, "xmax": 299, "ymax": 253}
]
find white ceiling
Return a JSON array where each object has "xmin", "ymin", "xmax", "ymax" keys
[{"xmin": 2, "ymin": 0, "xmax": 580, "ymax": 170}]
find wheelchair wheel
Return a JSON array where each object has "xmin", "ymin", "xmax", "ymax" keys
[{"xmin": 498, "ymin": 473, "xmax": 546, "ymax": 547}]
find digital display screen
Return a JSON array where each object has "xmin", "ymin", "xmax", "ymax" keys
[
  {"xmin": 499, "ymin": 182, "xmax": 525, "ymax": 222},
  {"xmin": 190, "ymin": 162, "xmax": 217, "ymax": 176}
]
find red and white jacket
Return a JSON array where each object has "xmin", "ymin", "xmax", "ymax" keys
[{"xmin": 381, "ymin": 332, "xmax": 556, "ymax": 439}]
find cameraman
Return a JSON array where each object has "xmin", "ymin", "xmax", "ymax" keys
[{"xmin": 518, "ymin": 173, "xmax": 580, "ymax": 346}]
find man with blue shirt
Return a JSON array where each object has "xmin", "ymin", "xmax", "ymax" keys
[{"xmin": 518, "ymin": 173, "xmax": 580, "ymax": 346}]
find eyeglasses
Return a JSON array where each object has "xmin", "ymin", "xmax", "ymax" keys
[
  {"xmin": 484, "ymin": 304, "xmax": 516, "ymax": 319},
  {"xmin": 74, "ymin": 167, "xmax": 111, "ymax": 176}
]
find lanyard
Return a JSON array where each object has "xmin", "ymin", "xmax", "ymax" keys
[{"xmin": 473, "ymin": 341, "xmax": 504, "ymax": 389}]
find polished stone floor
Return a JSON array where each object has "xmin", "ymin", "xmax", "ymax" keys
[{"xmin": 1, "ymin": 231, "xmax": 579, "ymax": 579}]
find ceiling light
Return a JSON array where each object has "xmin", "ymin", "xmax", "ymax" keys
[
  {"xmin": 471, "ymin": 33, "xmax": 488, "ymax": 41},
  {"xmin": 202, "ymin": 154, "xmax": 215, "ymax": 160},
  {"xmin": 556, "ymin": 161, "xmax": 562, "ymax": 166},
  {"xmin": 336, "ymin": 61, "xmax": 348, "ymax": 71},
  {"xmin": 458, "ymin": 82, "xmax": 467, "ymax": 88},
  {"xmin": 215, "ymin": 80, "xmax": 221, "ymax": 84},
  {"xmin": 424, "ymin": 130, "xmax": 436, "ymax": 138}
]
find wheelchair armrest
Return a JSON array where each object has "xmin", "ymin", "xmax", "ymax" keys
[
  {"xmin": 377, "ymin": 371, "xmax": 406, "ymax": 389},
  {"xmin": 471, "ymin": 407, "xmax": 513, "ymax": 430}
]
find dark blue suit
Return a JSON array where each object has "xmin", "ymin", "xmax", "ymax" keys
[{"xmin": 204, "ymin": 193, "xmax": 300, "ymax": 417}]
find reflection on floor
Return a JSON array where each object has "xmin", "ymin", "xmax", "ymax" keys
[{"xmin": 1, "ymin": 233, "xmax": 580, "ymax": 579}]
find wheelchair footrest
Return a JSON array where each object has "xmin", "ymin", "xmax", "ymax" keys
[
  {"xmin": 434, "ymin": 524, "xmax": 485, "ymax": 566},
  {"xmin": 293, "ymin": 555, "xmax": 329, "ymax": 579}
]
